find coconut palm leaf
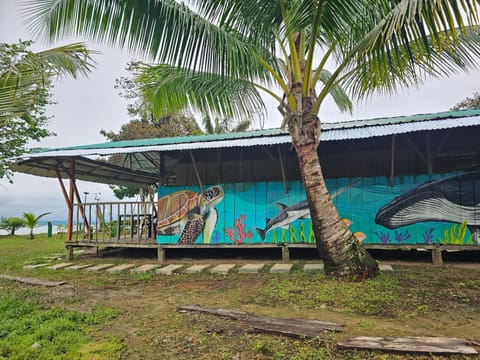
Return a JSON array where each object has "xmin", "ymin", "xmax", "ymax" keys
[
  {"xmin": 21, "ymin": 0, "xmax": 277, "ymax": 81},
  {"xmin": 135, "ymin": 63, "xmax": 266, "ymax": 121},
  {"xmin": 0, "ymin": 42, "xmax": 94, "ymax": 123}
]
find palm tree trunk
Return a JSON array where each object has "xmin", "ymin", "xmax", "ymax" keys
[{"xmin": 296, "ymin": 142, "xmax": 378, "ymax": 277}]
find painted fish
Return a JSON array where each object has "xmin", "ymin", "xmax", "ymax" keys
[
  {"xmin": 353, "ymin": 231, "xmax": 367, "ymax": 242},
  {"xmin": 256, "ymin": 179, "xmax": 362, "ymax": 240},
  {"xmin": 375, "ymin": 172, "xmax": 480, "ymax": 243},
  {"xmin": 256, "ymin": 200, "xmax": 310, "ymax": 240}
]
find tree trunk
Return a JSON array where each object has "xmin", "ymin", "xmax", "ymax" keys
[
  {"xmin": 286, "ymin": 97, "xmax": 378, "ymax": 278},
  {"xmin": 296, "ymin": 141, "xmax": 379, "ymax": 278}
]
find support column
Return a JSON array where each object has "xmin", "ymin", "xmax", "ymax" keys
[
  {"xmin": 432, "ymin": 246, "xmax": 443, "ymax": 266},
  {"xmin": 281, "ymin": 245, "xmax": 290, "ymax": 262},
  {"xmin": 66, "ymin": 245, "xmax": 74, "ymax": 261},
  {"xmin": 157, "ymin": 247, "xmax": 166, "ymax": 264}
]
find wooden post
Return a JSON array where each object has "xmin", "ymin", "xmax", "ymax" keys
[
  {"xmin": 66, "ymin": 245, "xmax": 74, "ymax": 261},
  {"xmin": 277, "ymin": 145, "xmax": 289, "ymax": 194},
  {"xmin": 189, "ymin": 150, "xmax": 204, "ymax": 193},
  {"xmin": 281, "ymin": 245, "xmax": 290, "ymax": 262},
  {"xmin": 390, "ymin": 134, "xmax": 396, "ymax": 187},
  {"xmin": 157, "ymin": 247, "xmax": 166, "ymax": 264},
  {"xmin": 432, "ymin": 246, "xmax": 443, "ymax": 266},
  {"xmin": 66, "ymin": 159, "xmax": 75, "ymax": 241},
  {"xmin": 425, "ymin": 133, "xmax": 433, "ymax": 174}
]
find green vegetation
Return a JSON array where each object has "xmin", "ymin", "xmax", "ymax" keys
[
  {"xmin": 439, "ymin": 221, "xmax": 475, "ymax": 245},
  {"xmin": 0, "ymin": 41, "xmax": 94, "ymax": 181},
  {"xmin": 0, "ymin": 217, "xmax": 26, "ymax": 236},
  {"xmin": 22, "ymin": 212, "xmax": 51, "ymax": 239},
  {"xmin": 1, "ymin": 235, "xmax": 479, "ymax": 359},
  {"xmin": 0, "ymin": 290, "xmax": 122, "ymax": 359}
]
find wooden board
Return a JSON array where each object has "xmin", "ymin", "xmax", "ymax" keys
[
  {"xmin": 0, "ymin": 274, "xmax": 66, "ymax": 287},
  {"xmin": 245, "ymin": 315, "xmax": 344, "ymax": 338},
  {"xmin": 338, "ymin": 336, "xmax": 478, "ymax": 355},
  {"xmin": 178, "ymin": 304, "xmax": 344, "ymax": 338}
]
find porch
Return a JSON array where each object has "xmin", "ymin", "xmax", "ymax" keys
[{"xmin": 69, "ymin": 201, "xmax": 157, "ymax": 245}]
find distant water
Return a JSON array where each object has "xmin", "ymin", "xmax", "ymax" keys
[{"xmin": 1, "ymin": 221, "xmax": 67, "ymax": 236}]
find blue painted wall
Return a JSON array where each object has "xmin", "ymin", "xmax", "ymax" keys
[{"xmin": 157, "ymin": 172, "xmax": 479, "ymax": 245}]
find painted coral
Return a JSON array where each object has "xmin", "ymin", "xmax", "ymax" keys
[{"xmin": 224, "ymin": 215, "xmax": 253, "ymax": 244}]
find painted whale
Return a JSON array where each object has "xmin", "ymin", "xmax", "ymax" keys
[
  {"xmin": 256, "ymin": 179, "xmax": 361, "ymax": 240},
  {"xmin": 375, "ymin": 172, "xmax": 480, "ymax": 241}
]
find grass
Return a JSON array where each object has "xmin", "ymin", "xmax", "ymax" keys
[{"xmin": 1, "ymin": 234, "xmax": 480, "ymax": 359}]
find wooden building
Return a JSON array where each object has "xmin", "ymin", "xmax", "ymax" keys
[{"xmin": 11, "ymin": 109, "xmax": 480, "ymax": 263}]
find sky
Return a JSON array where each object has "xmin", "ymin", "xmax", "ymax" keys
[{"xmin": 0, "ymin": 0, "xmax": 479, "ymax": 225}]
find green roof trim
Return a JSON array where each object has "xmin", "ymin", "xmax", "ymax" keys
[{"xmin": 40, "ymin": 108, "xmax": 480, "ymax": 153}]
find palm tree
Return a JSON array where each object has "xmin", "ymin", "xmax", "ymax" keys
[
  {"xmin": 23, "ymin": 212, "xmax": 51, "ymax": 239},
  {"xmin": 23, "ymin": 0, "xmax": 480, "ymax": 277},
  {"xmin": 0, "ymin": 41, "xmax": 95, "ymax": 179},
  {"xmin": 202, "ymin": 115, "xmax": 251, "ymax": 134},
  {"xmin": 1, "ymin": 41, "xmax": 94, "ymax": 123}
]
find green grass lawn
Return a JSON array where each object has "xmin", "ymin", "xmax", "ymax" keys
[{"xmin": 1, "ymin": 234, "xmax": 479, "ymax": 359}]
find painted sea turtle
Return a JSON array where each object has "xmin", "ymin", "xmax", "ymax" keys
[{"xmin": 156, "ymin": 185, "xmax": 224, "ymax": 244}]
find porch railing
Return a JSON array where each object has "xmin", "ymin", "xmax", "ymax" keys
[{"xmin": 72, "ymin": 201, "xmax": 157, "ymax": 244}]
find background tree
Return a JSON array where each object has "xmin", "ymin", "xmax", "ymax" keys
[
  {"xmin": 0, "ymin": 41, "xmax": 94, "ymax": 181},
  {"xmin": 23, "ymin": 211, "xmax": 51, "ymax": 239},
  {"xmin": 451, "ymin": 92, "xmax": 480, "ymax": 110},
  {"xmin": 25, "ymin": 0, "xmax": 480, "ymax": 278},
  {"xmin": 102, "ymin": 63, "xmax": 203, "ymax": 199},
  {"xmin": 202, "ymin": 115, "xmax": 251, "ymax": 135},
  {"xmin": 0, "ymin": 216, "xmax": 26, "ymax": 236}
]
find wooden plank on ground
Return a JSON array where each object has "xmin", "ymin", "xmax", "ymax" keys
[
  {"xmin": 177, "ymin": 304, "xmax": 247, "ymax": 319},
  {"xmin": 178, "ymin": 304, "xmax": 344, "ymax": 338},
  {"xmin": 0, "ymin": 274, "xmax": 66, "ymax": 287},
  {"xmin": 337, "ymin": 336, "xmax": 478, "ymax": 355},
  {"xmin": 246, "ymin": 315, "xmax": 345, "ymax": 336}
]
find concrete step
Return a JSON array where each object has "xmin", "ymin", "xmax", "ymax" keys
[
  {"xmin": 156, "ymin": 264, "xmax": 184, "ymax": 275},
  {"xmin": 85, "ymin": 264, "xmax": 115, "ymax": 272},
  {"xmin": 184, "ymin": 264, "xmax": 211, "ymax": 274},
  {"xmin": 270, "ymin": 263, "xmax": 293, "ymax": 273},
  {"xmin": 48, "ymin": 262, "xmax": 73, "ymax": 270},
  {"xmin": 238, "ymin": 264, "xmax": 265, "ymax": 274},
  {"xmin": 131, "ymin": 264, "xmax": 159, "ymax": 273},
  {"xmin": 107, "ymin": 264, "xmax": 136, "ymax": 273},
  {"xmin": 211, "ymin": 264, "xmax": 236, "ymax": 275}
]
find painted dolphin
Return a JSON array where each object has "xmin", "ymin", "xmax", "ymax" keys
[
  {"xmin": 375, "ymin": 172, "xmax": 480, "ymax": 240},
  {"xmin": 256, "ymin": 200, "xmax": 310, "ymax": 240},
  {"xmin": 256, "ymin": 179, "xmax": 361, "ymax": 240}
]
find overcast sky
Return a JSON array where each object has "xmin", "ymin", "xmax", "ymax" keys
[{"xmin": 1, "ymin": 0, "xmax": 479, "ymax": 224}]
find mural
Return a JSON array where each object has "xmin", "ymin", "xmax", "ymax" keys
[
  {"xmin": 156, "ymin": 172, "xmax": 480, "ymax": 246},
  {"xmin": 375, "ymin": 172, "xmax": 480, "ymax": 240},
  {"xmin": 156, "ymin": 185, "xmax": 224, "ymax": 244}
]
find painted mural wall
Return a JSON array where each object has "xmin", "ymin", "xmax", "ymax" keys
[{"xmin": 156, "ymin": 171, "xmax": 480, "ymax": 246}]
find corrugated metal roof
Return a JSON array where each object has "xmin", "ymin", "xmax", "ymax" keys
[{"xmin": 20, "ymin": 109, "xmax": 480, "ymax": 159}]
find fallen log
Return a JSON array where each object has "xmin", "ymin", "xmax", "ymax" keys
[
  {"xmin": 337, "ymin": 336, "xmax": 478, "ymax": 355},
  {"xmin": 177, "ymin": 304, "xmax": 344, "ymax": 339},
  {"xmin": 0, "ymin": 274, "xmax": 66, "ymax": 287}
]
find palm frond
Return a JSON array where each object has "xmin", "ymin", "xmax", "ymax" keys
[
  {"xmin": 0, "ymin": 42, "xmax": 94, "ymax": 123},
  {"xmin": 315, "ymin": 69, "xmax": 352, "ymax": 113},
  {"xmin": 21, "ymin": 0, "xmax": 275, "ymax": 82},
  {"xmin": 135, "ymin": 63, "xmax": 266, "ymax": 122}
]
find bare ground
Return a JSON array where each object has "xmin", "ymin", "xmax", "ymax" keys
[{"xmin": 35, "ymin": 257, "xmax": 480, "ymax": 360}]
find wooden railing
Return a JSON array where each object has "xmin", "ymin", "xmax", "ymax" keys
[{"xmin": 72, "ymin": 201, "xmax": 157, "ymax": 244}]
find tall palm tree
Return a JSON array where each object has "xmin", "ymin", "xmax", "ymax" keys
[
  {"xmin": 23, "ymin": 0, "xmax": 480, "ymax": 277},
  {"xmin": 0, "ymin": 41, "xmax": 95, "ymax": 178},
  {"xmin": 23, "ymin": 212, "xmax": 51, "ymax": 239}
]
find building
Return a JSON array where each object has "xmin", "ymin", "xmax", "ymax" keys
[{"xmin": 11, "ymin": 109, "xmax": 480, "ymax": 263}]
